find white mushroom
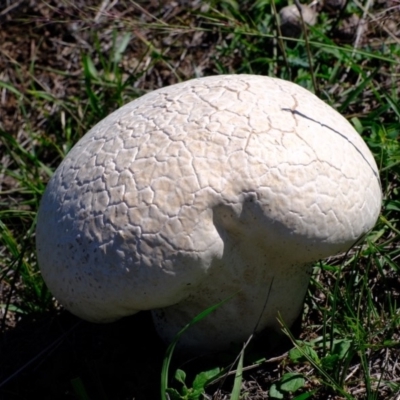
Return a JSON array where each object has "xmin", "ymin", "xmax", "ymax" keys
[{"xmin": 36, "ymin": 75, "xmax": 381, "ymax": 352}]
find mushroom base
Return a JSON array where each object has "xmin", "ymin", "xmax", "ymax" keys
[{"xmin": 151, "ymin": 265, "xmax": 312, "ymax": 353}]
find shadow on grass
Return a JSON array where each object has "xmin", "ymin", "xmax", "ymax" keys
[
  {"xmin": 0, "ymin": 311, "xmax": 165, "ymax": 400},
  {"xmin": 0, "ymin": 307, "xmax": 302, "ymax": 400}
]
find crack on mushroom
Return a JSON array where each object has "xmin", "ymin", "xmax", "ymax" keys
[{"xmin": 281, "ymin": 108, "xmax": 381, "ymax": 184}]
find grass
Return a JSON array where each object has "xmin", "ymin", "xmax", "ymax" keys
[{"xmin": 1, "ymin": 0, "xmax": 399, "ymax": 398}]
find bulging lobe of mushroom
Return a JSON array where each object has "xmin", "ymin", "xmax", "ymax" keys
[{"xmin": 36, "ymin": 75, "xmax": 381, "ymax": 351}]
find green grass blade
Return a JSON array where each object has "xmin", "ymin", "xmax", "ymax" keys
[
  {"xmin": 230, "ymin": 346, "xmax": 244, "ymax": 400},
  {"xmin": 160, "ymin": 292, "xmax": 239, "ymax": 400}
]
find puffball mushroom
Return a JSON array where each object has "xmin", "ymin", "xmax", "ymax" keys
[{"xmin": 36, "ymin": 75, "xmax": 381, "ymax": 352}]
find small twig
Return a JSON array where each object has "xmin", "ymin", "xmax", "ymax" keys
[
  {"xmin": 94, "ymin": 0, "xmax": 109, "ymax": 22},
  {"xmin": 209, "ymin": 352, "xmax": 289, "ymax": 386},
  {"xmin": 94, "ymin": 0, "xmax": 119, "ymax": 23},
  {"xmin": 130, "ymin": 1, "xmax": 168, "ymax": 26},
  {"xmin": 270, "ymin": 1, "xmax": 291, "ymax": 79},
  {"xmin": 294, "ymin": 0, "xmax": 319, "ymax": 95},
  {"xmin": 0, "ymin": 0, "xmax": 24, "ymax": 17},
  {"xmin": 337, "ymin": 0, "xmax": 374, "ymax": 87},
  {"xmin": 353, "ymin": 0, "xmax": 373, "ymax": 50},
  {"xmin": 354, "ymin": 0, "xmax": 400, "ymax": 45},
  {"xmin": 344, "ymin": 364, "xmax": 360, "ymax": 382}
]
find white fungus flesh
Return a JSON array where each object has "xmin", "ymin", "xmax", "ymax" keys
[{"xmin": 36, "ymin": 75, "xmax": 382, "ymax": 352}]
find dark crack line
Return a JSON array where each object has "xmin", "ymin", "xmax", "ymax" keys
[{"xmin": 281, "ymin": 108, "xmax": 381, "ymax": 186}]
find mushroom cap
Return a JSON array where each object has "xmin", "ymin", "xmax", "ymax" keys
[{"xmin": 36, "ymin": 75, "xmax": 381, "ymax": 350}]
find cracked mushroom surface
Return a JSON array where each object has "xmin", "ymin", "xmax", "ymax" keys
[{"xmin": 36, "ymin": 75, "xmax": 382, "ymax": 351}]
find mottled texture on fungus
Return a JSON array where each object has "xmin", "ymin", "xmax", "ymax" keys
[{"xmin": 36, "ymin": 75, "xmax": 381, "ymax": 351}]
